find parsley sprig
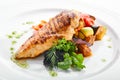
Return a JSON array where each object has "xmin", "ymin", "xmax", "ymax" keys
[{"xmin": 55, "ymin": 38, "xmax": 76, "ymax": 53}]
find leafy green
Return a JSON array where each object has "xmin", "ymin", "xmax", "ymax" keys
[
  {"xmin": 71, "ymin": 52, "xmax": 84, "ymax": 63},
  {"xmin": 58, "ymin": 53, "xmax": 72, "ymax": 70},
  {"xmin": 58, "ymin": 52, "xmax": 85, "ymax": 70},
  {"xmin": 44, "ymin": 38, "xmax": 76, "ymax": 69},
  {"xmin": 43, "ymin": 38, "xmax": 85, "ymax": 75},
  {"xmin": 55, "ymin": 38, "xmax": 76, "ymax": 53},
  {"xmin": 44, "ymin": 47, "xmax": 58, "ymax": 69},
  {"xmin": 71, "ymin": 56, "xmax": 85, "ymax": 70}
]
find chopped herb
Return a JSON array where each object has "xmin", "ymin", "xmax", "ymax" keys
[
  {"xmin": 26, "ymin": 21, "xmax": 34, "ymax": 24},
  {"xmin": 11, "ymin": 54, "xmax": 29, "ymax": 68},
  {"xmin": 22, "ymin": 21, "xmax": 34, "ymax": 25},
  {"xmin": 7, "ymin": 30, "xmax": 29, "ymax": 40},
  {"xmin": 108, "ymin": 45, "xmax": 112, "ymax": 48},
  {"xmin": 49, "ymin": 71, "xmax": 58, "ymax": 77},
  {"xmin": 7, "ymin": 35, "xmax": 13, "ymax": 39},
  {"xmin": 12, "ymin": 31, "xmax": 17, "ymax": 35},
  {"xmin": 7, "ymin": 31, "xmax": 23, "ymax": 39},
  {"xmin": 12, "ymin": 40, "xmax": 17, "ymax": 45},
  {"xmin": 101, "ymin": 58, "xmax": 106, "ymax": 62},
  {"xmin": 11, "ymin": 51, "xmax": 14, "ymax": 54},
  {"xmin": 10, "ymin": 47, "xmax": 14, "ymax": 51},
  {"xmin": 15, "ymin": 34, "xmax": 22, "ymax": 39},
  {"xmin": 10, "ymin": 46, "xmax": 15, "ymax": 54},
  {"xmin": 55, "ymin": 38, "xmax": 76, "ymax": 53},
  {"xmin": 6, "ymin": 30, "xmax": 29, "ymax": 68}
]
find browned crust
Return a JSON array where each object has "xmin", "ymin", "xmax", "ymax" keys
[{"xmin": 15, "ymin": 10, "xmax": 94, "ymax": 59}]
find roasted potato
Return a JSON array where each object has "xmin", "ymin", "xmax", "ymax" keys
[
  {"xmin": 85, "ymin": 35, "xmax": 96, "ymax": 45},
  {"xmin": 95, "ymin": 26, "xmax": 107, "ymax": 40},
  {"xmin": 78, "ymin": 44, "xmax": 92, "ymax": 57}
]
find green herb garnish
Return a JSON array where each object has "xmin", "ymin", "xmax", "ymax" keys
[
  {"xmin": 7, "ymin": 30, "xmax": 29, "ymax": 68},
  {"xmin": 15, "ymin": 34, "xmax": 22, "ymax": 39},
  {"xmin": 44, "ymin": 47, "xmax": 58, "ymax": 69},
  {"xmin": 7, "ymin": 35, "xmax": 13, "ymax": 39},
  {"xmin": 58, "ymin": 52, "xmax": 85, "ymax": 70},
  {"xmin": 10, "ymin": 47, "xmax": 14, "ymax": 51},
  {"xmin": 22, "ymin": 21, "xmax": 34, "ymax": 25},
  {"xmin": 101, "ymin": 58, "xmax": 106, "ymax": 62},
  {"xmin": 56, "ymin": 38, "xmax": 76, "ymax": 53},
  {"xmin": 11, "ymin": 54, "xmax": 29, "ymax": 68},
  {"xmin": 12, "ymin": 31, "xmax": 17, "ymax": 35},
  {"xmin": 58, "ymin": 53, "xmax": 72, "ymax": 70},
  {"xmin": 43, "ymin": 38, "xmax": 85, "ymax": 76},
  {"xmin": 71, "ymin": 52, "xmax": 85, "ymax": 70},
  {"xmin": 49, "ymin": 71, "xmax": 58, "ymax": 77},
  {"xmin": 12, "ymin": 40, "xmax": 17, "ymax": 45},
  {"xmin": 7, "ymin": 30, "xmax": 28, "ymax": 40}
]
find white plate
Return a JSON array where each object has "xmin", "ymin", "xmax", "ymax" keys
[{"xmin": 0, "ymin": 1, "xmax": 120, "ymax": 80}]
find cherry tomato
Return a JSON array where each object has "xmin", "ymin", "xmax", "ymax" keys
[{"xmin": 84, "ymin": 17, "xmax": 94, "ymax": 27}]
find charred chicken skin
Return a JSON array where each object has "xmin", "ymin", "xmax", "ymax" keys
[{"xmin": 15, "ymin": 10, "xmax": 95, "ymax": 59}]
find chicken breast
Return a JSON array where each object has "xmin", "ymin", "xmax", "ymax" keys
[{"xmin": 15, "ymin": 10, "xmax": 94, "ymax": 59}]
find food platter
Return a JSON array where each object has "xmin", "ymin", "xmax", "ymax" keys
[{"xmin": 0, "ymin": 1, "xmax": 120, "ymax": 80}]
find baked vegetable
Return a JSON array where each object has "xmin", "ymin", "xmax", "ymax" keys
[
  {"xmin": 78, "ymin": 27, "xmax": 94, "ymax": 39},
  {"xmin": 77, "ymin": 44, "xmax": 92, "ymax": 57},
  {"xmin": 94, "ymin": 26, "xmax": 107, "ymax": 40}
]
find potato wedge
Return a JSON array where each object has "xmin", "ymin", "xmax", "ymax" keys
[
  {"xmin": 78, "ymin": 44, "xmax": 92, "ymax": 57},
  {"xmin": 85, "ymin": 35, "xmax": 96, "ymax": 45},
  {"xmin": 95, "ymin": 26, "xmax": 107, "ymax": 40}
]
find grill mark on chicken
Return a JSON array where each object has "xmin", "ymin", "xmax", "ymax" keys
[
  {"xmin": 15, "ymin": 10, "xmax": 92, "ymax": 59},
  {"xmin": 52, "ymin": 18, "xmax": 58, "ymax": 32}
]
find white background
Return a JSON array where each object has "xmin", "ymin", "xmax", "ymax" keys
[
  {"xmin": 0, "ymin": 0, "xmax": 120, "ymax": 14},
  {"xmin": 0, "ymin": 0, "xmax": 120, "ymax": 19}
]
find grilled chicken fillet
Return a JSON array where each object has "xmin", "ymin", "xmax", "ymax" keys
[{"xmin": 15, "ymin": 10, "xmax": 95, "ymax": 59}]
